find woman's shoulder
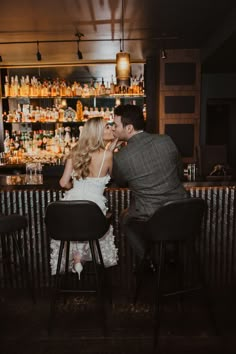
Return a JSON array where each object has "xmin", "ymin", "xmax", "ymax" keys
[
  {"xmin": 90, "ymin": 149, "xmax": 103, "ymax": 158},
  {"xmin": 92, "ymin": 148, "xmax": 112, "ymax": 159}
]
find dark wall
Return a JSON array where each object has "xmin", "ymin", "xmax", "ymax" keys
[
  {"xmin": 145, "ymin": 56, "xmax": 159, "ymax": 133},
  {"xmin": 201, "ymin": 73, "xmax": 236, "ymax": 167}
]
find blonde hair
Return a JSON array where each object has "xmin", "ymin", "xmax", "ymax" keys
[{"xmin": 69, "ymin": 117, "xmax": 105, "ymax": 179}]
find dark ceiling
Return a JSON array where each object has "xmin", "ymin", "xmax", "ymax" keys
[{"xmin": 0, "ymin": 0, "xmax": 236, "ymax": 76}]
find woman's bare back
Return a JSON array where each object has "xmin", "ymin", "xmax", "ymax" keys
[{"xmin": 89, "ymin": 149, "xmax": 113, "ymax": 178}]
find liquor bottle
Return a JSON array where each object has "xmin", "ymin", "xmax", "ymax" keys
[
  {"xmin": 64, "ymin": 142, "xmax": 71, "ymax": 155},
  {"xmin": 76, "ymin": 100, "xmax": 83, "ymax": 121},
  {"xmin": 110, "ymin": 75, "xmax": 115, "ymax": 95},
  {"xmin": 20, "ymin": 76, "xmax": 25, "ymax": 96},
  {"xmin": 9, "ymin": 138, "xmax": 15, "ymax": 154},
  {"xmin": 4, "ymin": 76, "xmax": 10, "ymax": 97},
  {"xmin": 89, "ymin": 107, "xmax": 94, "ymax": 118},
  {"xmin": 64, "ymin": 126, "xmax": 71, "ymax": 144},
  {"xmin": 88, "ymin": 80, "xmax": 95, "ymax": 96},
  {"xmin": 25, "ymin": 75, "xmax": 30, "ymax": 96},
  {"xmin": 41, "ymin": 131, "xmax": 48, "ymax": 150},
  {"xmin": 100, "ymin": 107, "xmax": 105, "ymax": 117},
  {"xmin": 14, "ymin": 75, "xmax": 20, "ymax": 96},
  {"xmin": 105, "ymin": 81, "xmax": 111, "ymax": 95},
  {"xmin": 94, "ymin": 107, "xmax": 99, "ymax": 116},
  {"xmin": 4, "ymin": 130, "xmax": 10, "ymax": 153},
  {"xmin": 139, "ymin": 74, "xmax": 144, "ymax": 94},
  {"xmin": 14, "ymin": 135, "xmax": 20, "ymax": 150},
  {"xmin": 2, "ymin": 111, "xmax": 8, "ymax": 122},
  {"xmin": 100, "ymin": 78, "xmax": 106, "ymax": 95},
  {"xmin": 83, "ymin": 106, "xmax": 89, "ymax": 120},
  {"xmin": 104, "ymin": 107, "xmax": 110, "ymax": 120},
  {"xmin": 143, "ymin": 104, "xmax": 147, "ymax": 120},
  {"xmin": 16, "ymin": 104, "xmax": 22, "ymax": 122}
]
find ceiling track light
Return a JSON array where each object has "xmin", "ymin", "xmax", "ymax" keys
[
  {"xmin": 75, "ymin": 32, "xmax": 84, "ymax": 60},
  {"xmin": 36, "ymin": 41, "xmax": 42, "ymax": 61},
  {"xmin": 161, "ymin": 48, "xmax": 167, "ymax": 59}
]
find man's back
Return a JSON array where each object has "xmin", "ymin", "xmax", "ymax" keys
[{"xmin": 113, "ymin": 132, "xmax": 187, "ymax": 220}]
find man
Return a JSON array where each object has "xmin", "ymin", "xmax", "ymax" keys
[{"xmin": 112, "ymin": 104, "xmax": 188, "ymax": 259}]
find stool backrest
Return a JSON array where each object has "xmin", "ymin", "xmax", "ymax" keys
[
  {"xmin": 45, "ymin": 200, "xmax": 110, "ymax": 241},
  {"xmin": 147, "ymin": 197, "xmax": 206, "ymax": 242}
]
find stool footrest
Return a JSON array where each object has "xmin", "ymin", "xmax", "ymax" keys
[{"xmin": 163, "ymin": 286, "xmax": 203, "ymax": 297}]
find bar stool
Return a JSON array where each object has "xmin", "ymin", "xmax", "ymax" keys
[
  {"xmin": 0, "ymin": 213, "xmax": 34, "ymax": 301},
  {"xmin": 133, "ymin": 197, "xmax": 217, "ymax": 352},
  {"xmin": 45, "ymin": 200, "xmax": 112, "ymax": 335}
]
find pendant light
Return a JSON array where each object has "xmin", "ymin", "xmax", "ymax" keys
[
  {"xmin": 36, "ymin": 41, "xmax": 42, "ymax": 61},
  {"xmin": 75, "ymin": 32, "xmax": 84, "ymax": 60},
  {"xmin": 115, "ymin": 0, "xmax": 131, "ymax": 87}
]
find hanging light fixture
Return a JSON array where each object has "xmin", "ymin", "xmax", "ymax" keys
[
  {"xmin": 116, "ymin": 0, "xmax": 131, "ymax": 87},
  {"xmin": 77, "ymin": 41, "xmax": 83, "ymax": 59},
  {"xmin": 75, "ymin": 32, "xmax": 84, "ymax": 60},
  {"xmin": 36, "ymin": 41, "xmax": 42, "ymax": 61}
]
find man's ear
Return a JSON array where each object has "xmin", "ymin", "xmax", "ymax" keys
[{"xmin": 126, "ymin": 124, "xmax": 134, "ymax": 134}]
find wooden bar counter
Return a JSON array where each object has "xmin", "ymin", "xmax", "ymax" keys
[{"xmin": 0, "ymin": 174, "xmax": 236, "ymax": 292}]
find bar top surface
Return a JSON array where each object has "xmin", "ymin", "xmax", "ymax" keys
[{"xmin": 0, "ymin": 174, "xmax": 236, "ymax": 191}]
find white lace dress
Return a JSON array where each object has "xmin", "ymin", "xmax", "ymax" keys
[{"xmin": 50, "ymin": 152, "xmax": 118, "ymax": 275}]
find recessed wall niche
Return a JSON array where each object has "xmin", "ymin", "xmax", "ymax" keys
[
  {"xmin": 165, "ymin": 96, "xmax": 195, "ymax": 114},
  {"xmin": 165, "ymin": 63, "xmax": 196, "ymax": 86}
]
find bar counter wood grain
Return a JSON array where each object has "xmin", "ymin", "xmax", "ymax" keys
[{"xmin": 0, "ymin": 178, "xmax": 235, "ymax": 291}]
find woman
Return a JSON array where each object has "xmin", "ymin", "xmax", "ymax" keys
[{"xmin": 50, "ymin": 117, "xmax": 118, "ymax": 278}]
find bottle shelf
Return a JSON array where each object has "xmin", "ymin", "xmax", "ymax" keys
[
  {"xmin": 3, "ymin": 94, "xmax": 145, "ymax": 99},
  {"xmin": 4, "ymin": 121, "xmax": 85, "ymax": 124},
  {"xmin": 1, "ymin": 68, "xmax": 146, "ymax": 160}
]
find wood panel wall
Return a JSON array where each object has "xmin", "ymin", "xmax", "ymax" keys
[{"xmin": 159, "ymin": 49, "xmax": 201, "ymax": 163}]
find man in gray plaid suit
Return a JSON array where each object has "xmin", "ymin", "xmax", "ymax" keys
[{"xmin": 112, "ymin": 104, "xmax": 188, "ymax": 259}]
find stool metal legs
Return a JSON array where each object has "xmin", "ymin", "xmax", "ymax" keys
[{"xmin": 48, "ymin": 240, "xmax": 108, "ymax": 336}]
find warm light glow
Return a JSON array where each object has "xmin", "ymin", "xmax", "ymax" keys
[
  {"xmin": 116, "ymin": 52, "xmax": 131, "ymax": 80},
  {"xmin": 61, "ymin": 99, "xmax": 67, "ymax": 107}
]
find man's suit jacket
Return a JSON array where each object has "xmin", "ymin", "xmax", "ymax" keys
[{"xmin": 112, "ymin": 132, "xmax": 188, "ymax": 221}]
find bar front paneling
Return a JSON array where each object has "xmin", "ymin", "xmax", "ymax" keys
[
  {"xmin": 188, "ymin": 186, "xmax": 236, "ymax": 287},
  {"xmin": 0, "ymin": 185, "xmax": 235, "ymax": 291}
]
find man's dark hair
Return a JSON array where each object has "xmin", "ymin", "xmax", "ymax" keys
[{"xmin": 114, "ymin": 104, "xmax": 145, "ymax": 131}]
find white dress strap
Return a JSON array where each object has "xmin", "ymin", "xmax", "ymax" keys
[{"xmin": 97, "ymin": 150, "xmax": 106, "ymax": 178}]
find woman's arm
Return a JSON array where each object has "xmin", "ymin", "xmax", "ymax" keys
[{"xmin": 59, "ymin": 158, "xmax": 73, "ymax": 189}]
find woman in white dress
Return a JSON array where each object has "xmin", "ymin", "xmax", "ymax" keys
[{"xmin": 50, "ymin": 117, "xmax": 118, "ymax": 278}]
